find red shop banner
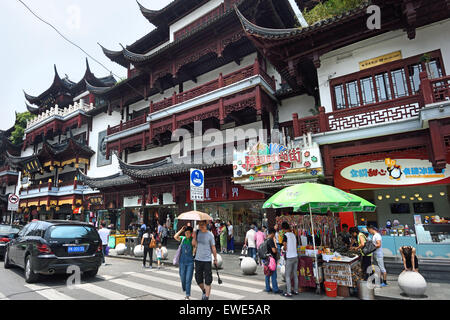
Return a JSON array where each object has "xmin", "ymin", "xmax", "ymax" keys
[
  {"xmin": 186, "ymin": 184, "xmax": 265, "ymax": 203},
  {"xmin": 335, "ymin": 156, "xmax": 450, "ymax": 190}
]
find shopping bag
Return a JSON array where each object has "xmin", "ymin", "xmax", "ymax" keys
[
  {"xmin": 172, "ymin": 242, "xmax": 183, "ymax": 266},
  {"xmin": 268, "ymin": 256, "xmax": 277, "ymax": 272}
]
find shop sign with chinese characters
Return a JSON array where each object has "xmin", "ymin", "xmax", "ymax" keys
[
  {"xmin": 232, "ymin": 141, "xmax": 323, "ymax": 184},
  {"xmin": 339, "ymin": 158, "xmax": 450, "ymax": 188}
]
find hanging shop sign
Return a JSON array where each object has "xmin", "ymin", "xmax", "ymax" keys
[
  {"xmin": 232, "ymin": 141, "xmax": 323, "ymax": 186},
  {"xmin": 88, "ymin": 195, "xmax": 104, "ymax": 205},
  {"xmin": 359, "ymin": 50, "xmax": 402, "ymax": 70},
  {"xmin": 186, "ymin": 184, "xmax": 265, "ymax": 203},
  {"xmin": 337, "ymin": 158, "xmax": 450, "ymax": 189},
  {"xmin": 123, "ymin": 195, "xmax": 143, "ymax": 207}
]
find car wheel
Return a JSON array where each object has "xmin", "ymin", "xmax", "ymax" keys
[
  {"xmin": 83, "ymin": 268, "xmax": 99, "ymax": 278},
  {"xmin": 24, "ymin": 255, "xmax": 39, "ymax": 283},
  {"xmin": 4, "ymin": 249, "xmax": 12, "ymax": 269}
]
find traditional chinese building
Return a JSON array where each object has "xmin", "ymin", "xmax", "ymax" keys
[
  {"xmin": 76, "ymin": 0, "xmax": 301, "ymax": 240},
  {"xmin": 10, "ymin": 60, "xmax": 116, "ymax": 222},
  {"xmin": 0, "ymin": 124, "xmax": 22, "ymax": 223},
  {"xmin": 236, "ymin": 0, "xmax": 450, "ymax": 233}
]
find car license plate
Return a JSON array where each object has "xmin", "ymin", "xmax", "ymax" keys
[{"xmin": 68, "ymin": 246, "xmax": 85, "ymax": 253}]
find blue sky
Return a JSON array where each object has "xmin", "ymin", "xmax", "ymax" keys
[{"xmin": 0, "ymin": 0, "xmax": 171, "ymax": 130}]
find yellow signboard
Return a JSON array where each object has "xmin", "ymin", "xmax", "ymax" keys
[{"xmin": 359, "ymin": 51, "xmax": 402, "ymax": 70}]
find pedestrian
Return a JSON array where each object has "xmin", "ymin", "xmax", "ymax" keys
[
  {"xmin": 255, "ymin": 225, "xmax": 266, "ymax": 265},
  {"xmin": 399, "ymin": 245, "xmax": 419, "ymax": 272},
  {"xmin": 160, "ymin": 223, "xmax": 168, "ymax": 247},
  {"xmin": 156, "ymin": 243, "xmax": 163, "ymax": 269},
  {"xmin": 281, "ymin": 221, "xmax": 299, "ymax": 297},
  {"xmin": 274, "ymin": 224, "xmax": 282, "ymax": 253},
  {"xmin": 141, "ymin": 228, "xmax": 156, "ymax": 269},
  {"xmin": 245, "ymin": 224, "xmax": 257, "ymax": 261},
  {"xmin": 174, "ymin": 226, "xmax": 195, "ymax": 300},
  {"xmin": 220, "ymin": 222, "xmax": 227, "ymax": 253},
  {"xmin": 214, "ymin": 219, "xmax": 221, "ymax": 251},
  {"xmin": 192, "ymin": 220, "xmax": 218, "ymax": 301},
  {"xmin": 262, "ymin": 225, "xmax": 268, "ymax": 237},
  {"xmin": 336, "ymin": 224, "xmax": 351, "ymax": 251},
  {"xmin": 227, "ymin": 220, "xmax": 234, "ymax": 254},
  {"xmin": 98, "ymin": 222, "xmax": 110, "ymax": 265},
  {"xmin": 368, "ymin": 225, "xmax": 388, "ymax": 286},
  {"xmin": 350, "ymin": 227, "xmax": 372, "ymax": 281},
  {"xmin": 264, "ymin": 228, "xmax": 282, "ymax": 294}
]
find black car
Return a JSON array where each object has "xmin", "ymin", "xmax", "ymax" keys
[
  {"xmin": 4, "ymin": 220, "xmax": 103, "ymax": 283},
  {"xmin": 0, "ymin": 225, "xmax": 21, "ymax": 259}
]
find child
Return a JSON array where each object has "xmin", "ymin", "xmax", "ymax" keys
[{"xmin": 156, "ymin": 243, "xmax": 163, "ymax": 269}]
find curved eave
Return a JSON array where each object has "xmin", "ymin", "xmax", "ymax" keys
[
  {"xmin": 137, "ymin": 0, "xmax": 161, "ymax": 25},
  {"xmin": 78, "ymin": 169, "xmax": 135, "ymax": 189},
  {"xmin": 85, "ymin": 80, "xmax": 113, "ymax": 95},
  {"xmin": 24, "ymin": 90, "xmax": 39, "ymax": 105},
  {"xmin": 25, "ymin": 100, "xmax": 40, "ymax": 115},
  {"xmin": 236, "ymin": 3, "xmax": 370, "ymax": 41},
  {"xmin": 99, "ymin": 43, "xmax": 129, "ymax": 68},
  {"xmin": 5, "ymin": 151, "xmax": 37, "ymax": 168}
]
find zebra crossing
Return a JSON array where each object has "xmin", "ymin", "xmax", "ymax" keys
[{"xmin": 1, "ymin": 266, "xmax": 268, "ymax": 301}]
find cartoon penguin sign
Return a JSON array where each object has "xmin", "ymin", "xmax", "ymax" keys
[{"xmin": 385, "ymin": 158, "xmax": 403, "ymax": 180}]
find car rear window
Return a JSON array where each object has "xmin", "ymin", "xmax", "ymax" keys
[
  {"xmin": 48, "ymin": 225, "xmax": 98, "ymax": 240},
  {"xmin": 0, "ymin": 226, "xmax": 20, "ymax": 234}
]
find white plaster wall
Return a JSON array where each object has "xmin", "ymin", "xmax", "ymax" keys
[
  {"xmin": 6, "ymin": 185, "xmax": 16, "ymax": 194},
  {"xmin": 279, "ymin": 95, "xmax": 316, "ymax": 123},
  {"xmin": 170, "ymin": 0, "xmax": 224, "ymax": 42},
  {"xmin": 86, "ymin": 111, "xmax": 122, "ymax": 178},
  {"xmin": 183, "ymin": 53, "xmax": 258, "ymax": 92},
  {"xmin": 266, "ymin": 61, "xmax": 282, "ymax": 91},
  {"xmin": 318, "ymin": 19, "xmax": 450, "ymax": 113},
  {"xmin": 127, "ymin": 120, "xmax": 263, "ymax": 163}
]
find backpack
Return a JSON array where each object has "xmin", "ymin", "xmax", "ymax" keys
[
  {"xmin": 258, "ymin": 238, "xmax": 270, "ymax": 259},
  {"xmin": 362, "ymin": 236, "xmax": 377, "ymax": 255}
]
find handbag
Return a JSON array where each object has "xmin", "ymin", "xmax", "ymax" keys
[
  {"xmin": 268, "ymin": 256, "xmax": 277, "ymax": 272},
  {"xmin": 362, "ymin": 237, "xmax": 377, "ymax": 255},
  {"xmin": 173, "ymin": 240, "xmax": 183, "ymax": 266},
  {"xmin": 149, "ymin": 235, "xmax": 157, "ymax": 249}
]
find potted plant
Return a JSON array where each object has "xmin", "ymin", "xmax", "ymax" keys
[{"xmin": 420, "ymin": 53, "xmax": 434, "ymax": 78}]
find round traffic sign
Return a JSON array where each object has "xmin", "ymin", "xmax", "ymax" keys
[
  {"xmin": 8, "ymin": 194, "xmax": 19, "ymax": 204},
  {"xmin": 191, "ymin": 170, "xmax": 204, "ymax": 187}
]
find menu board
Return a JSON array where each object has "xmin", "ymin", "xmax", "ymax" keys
[{"xmin": 323, "ymin": 260, "xmax": 359, "ymax": 287}]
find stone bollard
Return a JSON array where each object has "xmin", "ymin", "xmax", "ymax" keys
[
  {"xmin": 241, "ymin": 257, "xmax": 257, "ymax": 275},
  {"xmin": 398, "ymin": 271, "xmax": 427, "ymax": 297}
]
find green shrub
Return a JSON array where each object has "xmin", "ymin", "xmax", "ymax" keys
[
  {"xmin": 302, "ymin": 0, "xmax": 366, "ymax": 26},
  {"xmin": 9, "ymin": 111, "xmax": 35, "ymax": 145}
]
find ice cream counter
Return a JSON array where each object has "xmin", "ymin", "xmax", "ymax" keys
[{"xmin": 381, "ymin": 224, "xmax": 450, "ymax": 259}]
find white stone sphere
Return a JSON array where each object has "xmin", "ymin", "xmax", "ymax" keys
[
  {"xmin": 281, "ymin": 265, "xmax": 286, "ymax": 282},
  {"xmin": 211, "ymin": 254, "xmax": 223, "ymax": 269},
  {"xmin": 134, "ymin": 245, "xmax": 144, "ymax": 257},
  {"xmin": 398, "ymin": 271, "xmax": 427, "ymax": 297},
  {"xmin": 115, "ymin": 243, "xmax": 126, "ymax": 255},
  {"xmin": 161, "ymin": 247, "xmax": 169, "ymax": 260},
  {"xmin": 241, "ymin": 257, "xmax": 257, "ymax": 275},
  {"xmin": 108, "ymin": 249, "xmax": 117, "ymax": 256}
]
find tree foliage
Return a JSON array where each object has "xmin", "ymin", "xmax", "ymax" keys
[
  {"xmin": 302, "ymin": 0, "xmax": 366, "ymax": 26},
  {"xmin": 9, "ymin": 111, "xmax": 35, "ymax": 145}
]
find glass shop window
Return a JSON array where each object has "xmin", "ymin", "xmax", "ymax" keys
[
  {"xmin": 408, "ymin": 63, "xmax": 423, "ymax": 94},
  {"xmin": 334, "ymin": 84, "xmax": 346, "ymax": 110},
  {"xmin": 345, "ymin": 80, "xmax": 360, "ymax": 108},
  {"xmin": 391, "ymin": 68, "xmax": 409, "ymax": 98},
  {"xmin": 360, "ymin": 76, "xmax": 376, "ymax": 105},
  {"xmin": 375, "ymin": 72, "xmax": 392, "ymax": 101}
]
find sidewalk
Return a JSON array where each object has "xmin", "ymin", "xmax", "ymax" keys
[{"xmin": 109, "ymin": 240, "xmax": 266, "ymax": 280}]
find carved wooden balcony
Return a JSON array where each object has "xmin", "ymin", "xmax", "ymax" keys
[{"xmin": 290, "ymin": 72, "xmax": 449, "ymax": 138}]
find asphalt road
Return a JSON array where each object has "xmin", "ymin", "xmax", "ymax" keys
[{"xmin": 0, "ymin": 257, "xmax": 354, "ymax": 300}]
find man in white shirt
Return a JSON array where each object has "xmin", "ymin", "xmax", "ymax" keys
[
  {"xmin": 245, "ymin": 224, "xmax": 257, "ymax": 261},
  {"xmin": 282, "ymin": 221, "xmax": 298, "ymax": 297},
  {"xmin": 98, "ymin": 222, "xmax": 111, "ymax": 265},
  {"xmin": 368, "ymin": 225, "xmax": 387, "ymax": 287},
  {"xmin": 227, "ymin": 221, "xmax": 234, "ymax": 254}
]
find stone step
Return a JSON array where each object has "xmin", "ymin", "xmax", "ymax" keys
[{"xmin": 385, "ymin": 260, "xmax": 450, "ymax": 283}]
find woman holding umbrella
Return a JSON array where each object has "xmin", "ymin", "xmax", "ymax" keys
[{"xmin": 174, "ymin": 225, "xmax": 195, "ymax": 300}]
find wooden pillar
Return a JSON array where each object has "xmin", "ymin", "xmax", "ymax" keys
[
  {"xmin": 420, "ymin": 71, "xmax": 434, "ymax": 105},
  {"xmin": 292, "ymin": 113, "xmax": 300, "ymax": 137},
  {"xmin": 266, "ymin": 208, "xmax": 276, "ymax": 229},
  {"xmin": 255, "ymin": 86, "xmax": 262, "ymax": 116},
  {"xmin": 219, "ymin": 98, "xmax": 225, "ymax": 125},
  {"xmin": 318, "ymin": 106, "xmax": 328, "ymax": 132},
  {"xmin": 218, "ymin": 73, "xmax": 224, "ymax": 88},
  {"xmin": 429, "ymin": 120, "xmax": 446, "ymax": 173}
]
